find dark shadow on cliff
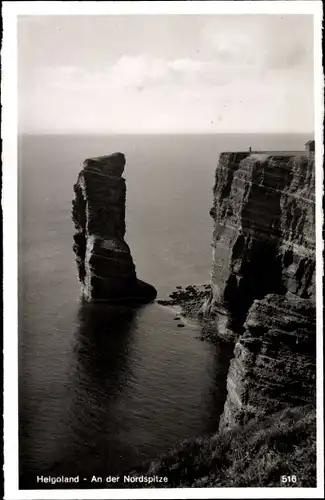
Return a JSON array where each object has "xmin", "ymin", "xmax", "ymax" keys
[
  {"xmin": 203, "ymin": 340, "xmax": 235, "ymax": 434},
  {"xmin": 222, "ymin": 158, "xmax": 292, "ymax": 328}
]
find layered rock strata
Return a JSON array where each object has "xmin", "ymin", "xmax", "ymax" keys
[
  {"xmin": 72, "ymin": 152, "xmax": 157, "ymax": 302},
  {"xmin": 219, "ymin": 293, "xmax": 316, "ymax": 429},
  {"xmin": 202, "ymin": 148, "xmax": 316, "ymax": 429},
  {"xmin": 201, "ymin": 151, "xmax": 315, "ymax": 339}
]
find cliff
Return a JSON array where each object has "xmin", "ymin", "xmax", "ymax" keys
[
  {"xmin": 201, "ymin": 150, "xmax": 315, "ymax": 338},
  {"xmin": 219, "ymin": 293, "xmax": 316, "ymax": 429},
  {"xmin": 72, "ymin": 152, "xmax": 157, "ymax": 302},
  {"xmin": 201, "ymin": 148, "xmax": 316, "ymax": 429}
]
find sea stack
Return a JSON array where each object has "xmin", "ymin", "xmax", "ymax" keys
[{"xmin": 72, "ymin": 152, "xmax": 157, "ymax": 302}]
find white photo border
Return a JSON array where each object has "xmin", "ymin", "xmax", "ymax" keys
[{"xmin": 2, "ymin": 1, "xmax": 324, "ymax": 499}]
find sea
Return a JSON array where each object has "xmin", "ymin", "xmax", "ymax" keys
[{"xmin": 18, "ymin": 133, "xmax": 310, "ymax": 489}]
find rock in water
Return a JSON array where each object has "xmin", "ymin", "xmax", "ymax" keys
[{"xmin": 72, "ymin": 152, "xmax": 157, "ymax": 302}]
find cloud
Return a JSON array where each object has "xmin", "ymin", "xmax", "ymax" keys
[
  {"xmin": 18, "ymin": 15, "xmax": 314, "ymax": 135},
  {"xmin": 264, "ymin": 41, "xmax": 310, "ymax": 70},
  {"xmin": 29, "ymin": 54, "xmax": 246, "ymax": 95},
  {"xmin": 202, "ymin": 15, "xmax": 313, "ymax": 72},
  {"xmin": 19, "ymin": 53, "xmax": 314, "ymax": 134}
]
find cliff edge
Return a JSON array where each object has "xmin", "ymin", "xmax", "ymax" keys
[{"xmin": 72, "ymin": 152, "xmax": 157, "ymax": 302}]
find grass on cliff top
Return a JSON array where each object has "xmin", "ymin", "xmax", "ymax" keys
[{"xmin": 129, "ymin": 405, "xmax": 316, "ymax": 488}]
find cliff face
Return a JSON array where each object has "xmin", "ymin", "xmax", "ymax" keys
[
  {"xmin": 72, "ymin": 153, "xmax": 157, "ymax": 302},
  {"xmin": 201, "ymin": 151, "xmax": 315, "ymax": 337},
  {"xmin": 219, "ymin": 293, "xmax": 316, "ymax": 429},
  {"xmin": 202, "ymin": 148, "xmax": 316, "ymax": 429}
]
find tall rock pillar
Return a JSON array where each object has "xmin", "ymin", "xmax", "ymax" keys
[{"xmin": 72, "ymin": 152, "xmax": 157, "ymax": 303}]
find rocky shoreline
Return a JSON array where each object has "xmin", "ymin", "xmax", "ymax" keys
[
  {"xmin": 157, "ymin": 283, "xmax": 241, "ymax": 343},
  {"xmin": 157, "ymin": 284, "xmax": 225, "ymax": 342},
  {"xmin": 157, "ymin": 284, "xmax": 210, "ymax": 316}
]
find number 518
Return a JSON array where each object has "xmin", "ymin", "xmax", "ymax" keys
[{"xmin": 281, "ymin": 475, "xmax": 297, "ymax": 484}]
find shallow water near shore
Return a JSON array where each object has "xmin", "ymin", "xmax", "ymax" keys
[{"xmin": 18, "ymin": 133, "xmax": 308, "ymax": 488}]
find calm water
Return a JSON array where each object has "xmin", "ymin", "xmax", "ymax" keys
[{"xmin": 18, "ymin": 133, "xmax": 309, "ymax": 489}]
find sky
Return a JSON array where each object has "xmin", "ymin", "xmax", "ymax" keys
[{"xmin": 18, "ymin": 14, "xmax": 314, "ymax": 134}]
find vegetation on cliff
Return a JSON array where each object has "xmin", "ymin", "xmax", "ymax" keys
[{"xmin": 127, "ymin": 405, "xmax": 316, "ymax": 488}]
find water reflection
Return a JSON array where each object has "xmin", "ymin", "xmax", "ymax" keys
[
  {"xmin": 73, "ymin": 301, "xmax": 138, "ymax": 396},
  {"xmin": 57, "ymin": 302, "xmax": 142, "ymax": 479}
]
